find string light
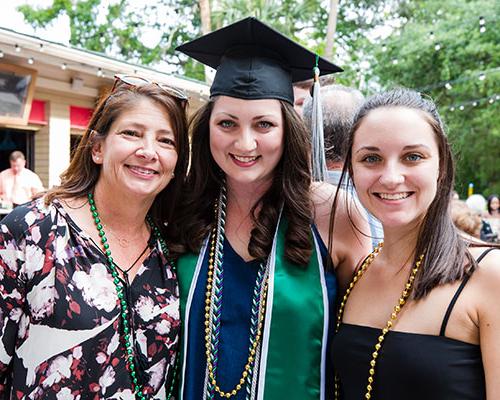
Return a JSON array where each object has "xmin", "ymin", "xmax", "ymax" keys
[
  {"xmin": 445, "ymin": 82, "xmax": 452, "ymax": 90},
  {"xmin": 392, "ymin": 58, "xmax": 398, "ymax": 65},
  {"xmin": 446, "ymin": 94, "xmax": 499, "ymax": 111},
  {"xmin": 0, "ymin": 50, "xmax": 3, "ymax": 58},
  {"xmin": 61, "ymin": 63, "xmax": 67, "ymax": 70},
  {"xmin": 97, "ymin": 67, "xmax": 103, "ymax": 77},
  {"xmin": 14, "ymin": 44, "xmax": 21, "ymax": 52},
  {"xmin": 414, "ymin": 67, "xmax": 500, "ymax": 92},
  {"xmin": 429, "ymin": 31, "xmax": 435, "ymax": 40},
  {"xmin": 28, "ymin": 57, "xmax": 34, "ymax": 64},
  {"xmin": 39, "ymin": 43, "xmax": 44, "ymax": 52},
  {"xmin": 480, "ymin": 26, "xmax": 486, "ymax": 33},
  {"xmin": 434, "ymin": 43, "xmax": 441, "ymax": 51},
  {"xmin": 479, "ymin": 16, "xmax": 485, "ymax": 25}
]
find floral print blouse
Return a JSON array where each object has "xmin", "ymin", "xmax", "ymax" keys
[{"xmin": 0, "ymin": 199, "xmax": 180, "ymax": 399}]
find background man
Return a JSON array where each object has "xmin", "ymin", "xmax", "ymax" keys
[
  {"xmin": 0, "ymin": 151, "xmax": 44, "ymax": 207},
  {"xmin": 303, "ymin": 84, "xmax": 383, "ymax": 245}
]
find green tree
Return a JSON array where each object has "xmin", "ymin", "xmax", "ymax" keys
[
  {"xmin": 366, "ymin": 0, "xmax": 500, "ymax": 196},
  {"xmin": 17, "ymin": 0, "xmax": 199, "ymax": 68}
]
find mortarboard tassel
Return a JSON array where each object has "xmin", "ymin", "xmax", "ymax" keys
[{"xmin": 311, "ymin": 56, "xmax": 327, "ymax": 181}]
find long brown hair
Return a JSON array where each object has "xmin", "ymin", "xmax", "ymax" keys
[
  {"xmin": 170, "ymin": 97, "xmax": 313, "ymax": 265},
  {"xmin": 333, "ymin": 88, "xmax": 475, "ymax": 299},
  {"xmin": 45, "ymin": 83, "xmax": 189, "ymax": 230}
]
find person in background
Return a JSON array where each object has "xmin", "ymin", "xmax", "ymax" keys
[
  {"xmin": 292, "ymin": 79, "xmax": 313, "ymax": 117},
  {"xmin": 485, "ymin": 194, "xmax": 500, "ymax": 239},
  {"xmin": 0, "ymin": 76, "xmax": 188, "ymax": 399},
  {"xmin": 303, "ymin": 84, "xmax": 383, "ymax": 246},
  {"xmin": 331, "ymin": 88, "xmax": 500, "ymax": 399},
  {"xmin": 451, "ymin": 199, "xmax": 482, "ymax": 239},
  {"xmin": 173, "ymin": 17, "xmax": 371, "ymax": 400},
  {"xmin": 0, "ymin": 150, "xmax": 44, "ymax": 207}
]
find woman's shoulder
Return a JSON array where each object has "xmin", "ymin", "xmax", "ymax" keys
[
  {"xmin": 1, "ymin": 198, "xmax": 55, "ymax": 240},
  {"xmin": 467, "ymin": 247, "xmax": 500, "ymax": 306}
]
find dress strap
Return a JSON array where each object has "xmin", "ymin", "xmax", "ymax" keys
[{"xmin": 439, "ymin": 247, "xmax": 497, "ymax": 336}]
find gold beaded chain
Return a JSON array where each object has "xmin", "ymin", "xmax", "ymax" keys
[
  {"xmin": 204, "ymin": 214, "xmax": 269, "ymax": 399},
  {"xmin": 334, "ymin": 242, "xmax": 425, "ymax": 400}
]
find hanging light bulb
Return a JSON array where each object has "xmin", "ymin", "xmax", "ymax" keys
[
  {"xmin": 382, "ymin": 44, "xmax": 387, "ymax": 52},
  {"xmin": 61, "ymin": 63, "xmax": 67, "ymax": 70},
  {"xmin": 97, "ymin": 68, "xmax": 103, "ymax": 77},
  {"xmin": 479, "ymin": 73, "xmax": 486, "ymax": 81},
  {"xmin": 480, "ymin": 26, "xmax": 486, "ymax": 33},
  {"xmin": 39, "ymin": 43, "xmax": 44, "ymax": 52},
  {"xmin": 429, "ymin": 31, "xmax": 435, "ymax": 40},
  {"xmin": 472, "ymin": 102, "xmax": 478, "ymax": 107},
  {"xmin": 445, "ymin": 82, "xmax": 452, "ymax": 90},
  {"xmin": 392, "ymin": 58, "xmax": 398, "ymax": 65},
  {"xmin": 28, "ymin": 57, "xmax": 34, "ymax": 65},
  {"xmin": 434, "ymin": 43, "xmax": 441, "ymax": 51},
  {"xmin": 0, "ymin": 50, "xmax": 4, "ymax": 58},
  {"xmin": 488, "ymin": 98, "xmax": 494, "ymax": 104},
  {"xmin": 459, "ymin": 105, "xmax": 465, "ymax": 110},
  {"xmin": 450, "ymin": 107, "xmax": 455, "ymax": 111},
  {"xmin": 14, "ymin": 44, "xmax": 21, "ymax": 52},
  {"xmin": 479, "ymin": 16, "xmax": 485, "ymax": 26}
]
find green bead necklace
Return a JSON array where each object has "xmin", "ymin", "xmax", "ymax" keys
[{"xmin": 88, "ymin": 193, "xmax": 179, "ymax": 400}]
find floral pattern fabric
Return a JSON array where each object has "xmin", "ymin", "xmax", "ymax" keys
[{"xmin": 0, "ymin": 199, "xmax": 180, "ymax": 399}]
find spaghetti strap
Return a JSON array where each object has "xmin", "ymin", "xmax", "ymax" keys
[{"xmin": 439, "ymin": 247, "xmax": 497, "ymax": 336}]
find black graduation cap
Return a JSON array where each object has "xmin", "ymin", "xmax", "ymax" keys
[{"xmin": 176, "ymin": 17, "xmax": 342, "ymax": 104}]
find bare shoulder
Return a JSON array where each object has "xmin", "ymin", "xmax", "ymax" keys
[{"xmin": 469, "ymin": 247, "xmax": 500, "ymax": 285}]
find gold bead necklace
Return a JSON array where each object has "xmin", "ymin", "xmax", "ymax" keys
[{"xmin": 334, "ymin": 243, "xmax": 424, "ymax": 400}]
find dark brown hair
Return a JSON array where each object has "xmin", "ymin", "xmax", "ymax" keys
[
  {"xmin": 45, "ymin": 83, "xmax": 189, "ymax": 230},
  {"xmin": 335, "ymin": 88, "xmax": 475, "ymax": 299},
  {"xmin": 170, "ymin": 97, "xmax": 313, "ymax": 265}
]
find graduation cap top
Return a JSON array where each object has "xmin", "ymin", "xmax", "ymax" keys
[{"xmin": 177, "ymin": 17, "xmax": 342, "ymax": 104}]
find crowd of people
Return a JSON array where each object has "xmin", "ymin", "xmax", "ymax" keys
[{"xmin": 0, "ymin": 16, "xmax": 498, "ymax": 400}]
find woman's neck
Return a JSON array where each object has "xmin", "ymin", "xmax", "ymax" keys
[
  {"xmin": 378, "ymin": 223, "xmax": 421, "ymax": 271},
  {"xmin": 93, "ymin": 181, "xmax": 151, "ymax": 233},
  {"xmin": 225, "ymin": 177, "xmax": 272, "ymax": 216}
]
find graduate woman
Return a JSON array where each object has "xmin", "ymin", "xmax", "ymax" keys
[{"xmin": 171, "ymin": 18, "xmax": 371, "ymax": 400}]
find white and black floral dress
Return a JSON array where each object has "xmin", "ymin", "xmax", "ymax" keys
[{"xmin": 0, "ymin": 198, "xmax": 180, "ymax": 399}]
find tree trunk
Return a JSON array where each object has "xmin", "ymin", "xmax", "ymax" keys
[
  {"xmin": 199, "ymin": 0, "xmax": 213, "ymax": 82},
  {"xmin": 324, "ymin": 0, "xmax": 339, "ymax": 60}
]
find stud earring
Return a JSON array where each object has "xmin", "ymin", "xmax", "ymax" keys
[{"xmin": 171, "ymin": 172, "xmax": 175, "ymax": 178}]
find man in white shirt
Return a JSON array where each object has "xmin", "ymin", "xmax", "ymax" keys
[{"xmin": 0, "ymin": 151, "xmax": 44, "ymax": 207}]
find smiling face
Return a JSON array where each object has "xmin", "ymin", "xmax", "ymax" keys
[
  {"xmin": 92, "ymin": 97, "xmax": 178, "ymax": 202},
  {"xmin": 351, "ymin": 106, "xmax": 440, "ymax": 231},
  {"xmin": 209, "ymin": 96, "xmax": 285, "ymax": 189}
]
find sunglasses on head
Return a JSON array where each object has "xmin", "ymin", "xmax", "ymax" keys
[{"xmin": 112, "ymin": 74, "xmax": 189, "ymax": 105}]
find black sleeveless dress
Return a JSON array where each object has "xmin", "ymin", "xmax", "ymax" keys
[{"xmin": 330, "ymin": 249, "xmax": 495, "ymax": 400}]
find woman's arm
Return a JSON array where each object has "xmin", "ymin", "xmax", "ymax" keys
[
  {"xmin": 0, "ymin": 225, "xmax": 26, "ymax": 394},
  {"xmin": 311, "ymin": 182, "xmax": 372, "ymax": 291},
  {"xmin": 476, "ymin": 249, "xmax": 500, "ymax": 399}
]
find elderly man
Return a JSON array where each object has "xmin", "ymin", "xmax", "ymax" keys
[
  {"xmin": 0, "ymin": 151, "xmax": 44, "ymax": 207},
  {"xmin": 303, "ymin": 84, "xmax": 383, "ymax": 246}
]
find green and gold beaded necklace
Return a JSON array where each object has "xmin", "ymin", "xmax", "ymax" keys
[
  {"xmin": 88, "ymin": 192, "xmax": 178, "ymax": 400},
  {"xmin": 334, "ymin": 243, "xmax": 424, "ymax": 400}
]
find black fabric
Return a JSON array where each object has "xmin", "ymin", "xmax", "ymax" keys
[
  {"xmin": 332, "ymin": 324, "xmax": 485, "ymax": 400},
  {"xmin": 439, "ymin": 274, "xmax": 472, "ymax": 336},
  {"xmin": 176, "ymin": 17, "xmax": 342, "ymax": 104}
]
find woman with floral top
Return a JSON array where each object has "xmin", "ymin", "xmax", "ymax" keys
[{"xmin": 0, "ymin": 76, "xmax": 189, "ymax": 399}]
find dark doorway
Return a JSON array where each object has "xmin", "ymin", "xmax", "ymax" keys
[{"xmin": 0, "ymin": 128, "xmax": 35, "ymax": 171}]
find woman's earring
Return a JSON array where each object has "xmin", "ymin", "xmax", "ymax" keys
[{"xmin": 171, "ymin": 172, "xmax": 175, "ymax": 178}]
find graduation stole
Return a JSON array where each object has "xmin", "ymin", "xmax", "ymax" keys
[{"xmin": 177, "ymin": 218, "xmax": 330, "ymax": 400}]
